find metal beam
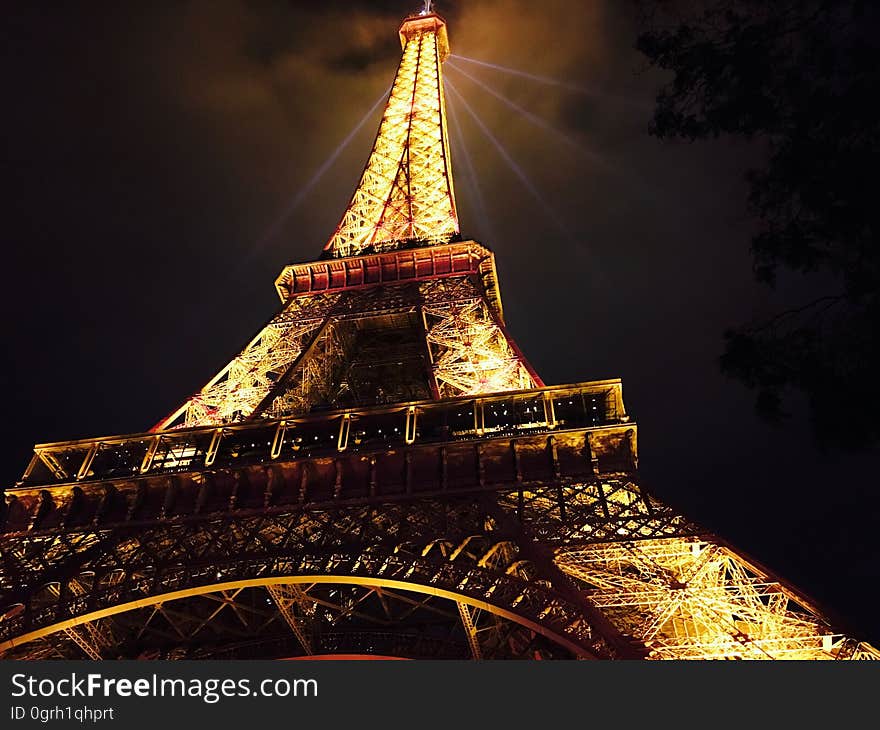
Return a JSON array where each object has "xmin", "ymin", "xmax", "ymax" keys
[
  {"xmin": 267, "ymin": 584, "xmax": 314, "ymax": 655},
  {"xmin": 457, "ymin": 602, "xmax": 482, "ymax": 660}
]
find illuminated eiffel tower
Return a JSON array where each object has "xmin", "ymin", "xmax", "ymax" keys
[{"xmin": 1, "ymin": 6, "xmax": 877, "ymax": 660}]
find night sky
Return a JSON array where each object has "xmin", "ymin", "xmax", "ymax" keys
[{"xmin": 3, "ymin": 1, "xmax": 878, "ymax": 643}]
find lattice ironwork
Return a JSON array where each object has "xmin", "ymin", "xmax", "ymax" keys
[
  {"xmin": 154, "ymin": 270, "xmax": 537, "ymax": 430},
  {"xmin": 2, "ymin": 469, "xmax": 874, "ymax": 660},
  {"xmin": 0, "ymin": 491, "xmax": 629, "ymax": 659},
  {"xmin": 2, "ymin": 6, "xmax": 876, "ymax": 663},
  {"xmin": 555, "ymin": 539, "xmax": 856, "ymax": 660},
  {"xmin": 323, "ymin": 13, "xmax": 458, "ymax": 258},
  {"xmin": 262, "ymin": 320, "xmax": 353, "ymax": 418},
  {"xmin": 423, "ymin": 294, "xmax": 535, "ymax": 397},
  {"xmin": 70, "ymin": 584, "xmax": 115, "ymax": 659},
  {"xmin": 6, "ymin": 579, "xmax": 572, "ymax": 661},
  {"xmin": 457, "ymin": 602, "xmax": 483, "ymax": 660},
  {"xmin": 157, "ymin": 295, "xmax": 341, "ymax": 430},
  {"xmin": 266, "ymin": 584, "xmax": 314, "ymax": 655}
]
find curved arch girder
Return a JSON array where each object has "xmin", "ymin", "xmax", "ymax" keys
[
  {"xmin": 1, "ymin": 574, "xmax": 593, "ymax": 659},
  {"xmin": 0, "ymin": 498, "xmax": 610, "ymax": 658}
]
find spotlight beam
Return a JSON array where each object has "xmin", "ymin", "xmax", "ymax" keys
[
  {"xmin": 450, "ymin": 54, "xmax": 597, "ymax": 95},
  {"xmin": 447, "ymin": 61, "xmax": 605, "ymax": 165},
  {"xmin": 251, "ymin": 83, "xmax": 393, "ymax": 254},
  {"xmin": 445, "ymin": 79, "xmax": 570, "ymax": 239},
  {"xmin": 447, "ymin": 90, "xmax": 494, "ymax": 242},
  {"xmin": 448, "ymin": 62, "xmax": 656, "ymax": 200},
  {"xmin": 450, "ymin": 53, "xmax": 650, "ymax": 110}
]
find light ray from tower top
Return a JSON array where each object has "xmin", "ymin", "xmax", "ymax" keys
[
  {"xmin": 445, "ymin": 61, "xmax": 652, "ymax": 198},
  {"xmin": 445, "ymin": 78, "xmax": 571, "ymax": 240},
  {"xmin": 450, "ymin": 53, "xmax": 650, "ymax": 109},
  {"xmin": 446, "ymin": 61, "xmax": 602, "ymax": 164},
  {"xmin": 249, "ymin": 83, "xmax": 392, "ymax": 258},
  {"xmin": 447, "ymin": 90, "xmax": 495, "ymax": 243},
  {"xmin": 450, "ymin": 54, "xmax": 598, "ymax": 95}
]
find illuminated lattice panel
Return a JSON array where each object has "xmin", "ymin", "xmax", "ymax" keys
[
  {"xmin": 424, "ymin": 298, "xmax": 534, "ymax": 396},
  {"xmin": 556, "ymin": 538, "xmax": 859, "ymax": 660},
  {"xmin": 325, "ymin": 14, "xmax": 458, "ymax": 258}
]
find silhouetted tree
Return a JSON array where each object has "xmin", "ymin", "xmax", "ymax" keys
[{"xmin": 637, "ymin": 0, "xmax": 880, "ymax": 448}]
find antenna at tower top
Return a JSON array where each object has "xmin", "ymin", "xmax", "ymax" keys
[{"xmin": 420, "ymin": 0, "xmax": 434, "ymax": 15}]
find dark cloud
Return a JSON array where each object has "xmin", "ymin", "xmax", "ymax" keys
[
  {"xmin": 324, "ymin": 34, "xmax": 402, "ymax": 72},
  {"xmin": 3, "ymin": 0, "xmax": 878, "ymax": 644}
]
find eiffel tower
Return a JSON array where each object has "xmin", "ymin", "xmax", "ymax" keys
[{"xmin": 2, "ymin": 7, "xmax": 877, "ymax": 661}]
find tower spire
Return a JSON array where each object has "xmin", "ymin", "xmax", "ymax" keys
[{"xmin": 323, "ymin": 10, "xmax": 458, "ymax": 258}]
